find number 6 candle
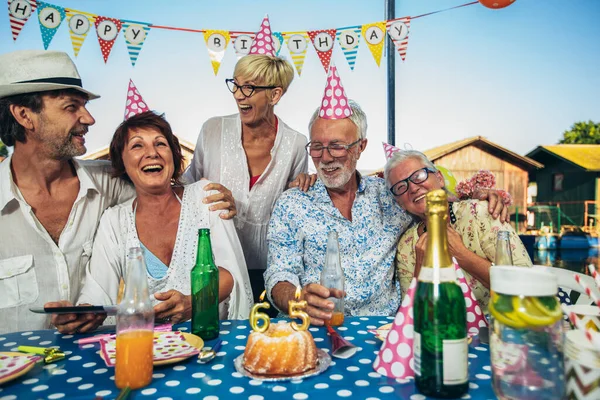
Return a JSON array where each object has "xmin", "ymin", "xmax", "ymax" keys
[
  {"xmin": 289, "ymin": 286, "xmax": 310, "ymax": 331},
  {"xmin": 249, "ymin": 290, "xmax": 271, "ymax": 333}
]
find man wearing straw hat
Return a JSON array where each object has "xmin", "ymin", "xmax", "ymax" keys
[{"xmin": 0, "ymin": 50, "xmax": 235, "ymax": 334}]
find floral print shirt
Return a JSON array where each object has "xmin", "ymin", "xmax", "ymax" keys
[
  {"xmin": 396, "ymin": 200, "xmax": 532, "ymax": 311},
  {"xmin": 265, "ymin": 175, "xmax": 413, "ymax": 316}
]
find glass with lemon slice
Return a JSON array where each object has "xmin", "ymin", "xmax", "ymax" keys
[{"xmin": 489, "ymin": 266, "xmax": 565, "ymax": 400}]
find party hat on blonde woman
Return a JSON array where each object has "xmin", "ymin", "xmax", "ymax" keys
[
  {"xmin": 318, "ymin": 64, "xmax": 353, "ymax": 120},
  {"xmin": 123, "ymin": 79, "xmax": 149, "ymax": 120},
  {"xmin": 453, "ymin": 257, "xmax": 488, "ymax": 335},
  {"xmin": 372, "ymin": 277, "xmax": 417, "ymax": 379},
  {"xmin": 248, "ymin": 15, "xmax": 276, "ymax": 56}
]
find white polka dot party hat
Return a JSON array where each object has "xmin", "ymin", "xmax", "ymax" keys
[
  {"xmin": 318, "ymin": 64, "xmax": 353, "ymax": 120},
  {"xmin": 124, "ymin": 79, "xmax": 150, "ymax": 120},
  {"xmin": 453, "ymin": 257, "xmax": 489, "ymax": 335},
  {"xmin": 248, "ymin": 15, "xmax": 276, "ymax": 56},
  {"xmin": 372, "ymin": 277, "xmax": 417, "ymax": 379}
]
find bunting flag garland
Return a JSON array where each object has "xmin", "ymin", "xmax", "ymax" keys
[
  {"xmin": 307, "ymin": 28, "xmax": 336, "ymax": 72},
  {"xmin": 361, "ymin": 21, "xmax": 387, "ymax": 67},
  {"xmin": 36, "ymin": 1, "xmax": 64, "ymax": 49},
  {"xmin": 229, "ymin": 31, "xmax": 255, "ymax": 59},
  {"xmin": 65, "ymin": 9, "xmax": 96, "ymax": 57},
  {"xmin": 94, "ymin": 15, "xmax": 122, "ymax": 63},
  {"xmin": 121, "ymin": 20, "xmax": 151, "ymax": 66},
  {"xmin": 282, "ymin": 31, "xmax": 310, "ymax": 76},
  {"xmin": 387, "ymin": 17, "xmax": 411, "ymax": 61},
  {"xmin": 272, "ymin": 31, "xmax": 284, "ymax": 56},
  {"xmin": 203, "ymin": 29, "xmax": 230, "ymax": 75},
  {"xmin": 336, "ymin": 25, "xmax": 361, "ymax": 71},
  {"xmin": 7, "ymin": 0, "xmax": 37, "ymax": 41}
]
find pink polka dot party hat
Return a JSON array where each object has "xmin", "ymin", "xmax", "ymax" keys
[
  {"xmin": 318, "ymin": 64, "xmax": 353, "ymax": 120},
  {"xmin": 248, "ymin": 15, "xmax": 276, "ymax": 56},
  {"xmin": 123, "ymin": 79, "xmax": 149, "ymax": 120}
]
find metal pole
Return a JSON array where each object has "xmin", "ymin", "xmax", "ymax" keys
[{"xmin": 385, "ymin": 0, "xmax": 396, "ymax": 145}]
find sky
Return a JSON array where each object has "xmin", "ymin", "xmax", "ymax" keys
[{"xmin": 1, "ymin": 0, "xmax": 599, "ymax": 172}]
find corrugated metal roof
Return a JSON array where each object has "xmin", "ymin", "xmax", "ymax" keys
[{"xmin": 532, "ymin": 145, "xmax": 600, "ymax": 171}]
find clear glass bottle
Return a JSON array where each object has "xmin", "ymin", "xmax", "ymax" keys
[
  {"xmin": 115, "ymin": 247, "xmax": 154, "ymax": 390},
  {"xmin": 495, "ymin": 231, "xmax": 514, "ymax": 266},
  {"xmin": 489, "ymin": 266, "xmax": 564, "ymax": 400},
  {"xmin": 191, "ymin": 228, "xmax": 219, "ymax": 340},
  {"xmin": 413, "ymin": 189, "xmax": 469, "ymax": 398},
  {"xmin": 320, "ymin": 230, "xmax": 345, "ymax": 326}
]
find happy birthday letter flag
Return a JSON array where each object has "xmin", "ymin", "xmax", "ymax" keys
[
  {"xmin": 95, "ymin": 15, "xmax": 122, "ymax": 63},
  {"xmin": 336, "ymin": 25, "xmax": 362, "ymax": 71},
  {"xmin": 229, "ymin": 31, "xmax": 255, "ymax": 59},
  {"xmin": 121, "ymin": 20, "xmax": 151, "ymax": 66},
  {"xmin": 387, "ymin": 17, "xmax": 411, "ymax": 61},
  {"xmin": 272, "ymin": 31, "xmax": 284, "ymax": 56},
  {"xmin": 7, "ymin": 0, "xmax": 38, "ymax": 41},
  {"xmin": 36, "ymin": 1, "xmax": 65, "ymax": 49},
  {"xmin": 65, "ymin": 9, "xmax": 96, "ymax": 57},
  {"xmin": 282, "ymin": 31, "xmax": 310, "ymax": 76},
  {"xmin": 361, "ymin": 21, "xmax": 387, "ymax": 67},
  {"xmin": 203, "ymin": 29, "xmax": 231, "ymax": 75},
  {"xmin": 307, "ymin": 29, "xmax": 337, "ymax": 72}
]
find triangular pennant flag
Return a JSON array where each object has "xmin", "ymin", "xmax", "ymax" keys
[
  {"xmin": 272, "ymin": 31, "xmax": 284, "ymax": 56},
  {"xmin": 36, "ymin": 1, "xmax": 65, "ymax": 50},
  {"xmin": 229, "ymin": 31, "xmax": 255, "ymax": 59},
  {"xmin": 203, "ymin": 29, "xmax": 231, "ymax": 75},
  {"xmin": 387, "ymin": 17, "xmax": 411, "ymax": 61},
  {"xmin": 282, "ymin": 31, "xmax": 310, "ymax": 76},
  {"xmin": 453, "ymin": 258, "xmax": 488, "ymax": 335},
  {"xmin": 124, "ymin": 79, "xmax": 150, "ymax": 120},
  {"xmin": 307, "ymin": 29, "xmax": 337, "ymax": 72},
  {"xmin": 361, "ymin": 21, "xmax": 387, "ymax": 67},
  {"xmin": 382, "ymin": 142, "xmax": 401, "ymax": 160},
  {"xmin": 7, "ymin": 0, "xmax": 38, "ymax": 41},
  {"xmin": 65, "ymin": 9, "xmax": 96, "ymax": 57},
  {"xmin": 319, "ymin": 64, "xmax": 352, "ymax": 120},
  {"xmin": 249, "ymin": 14, "xmax": 276, "ymax": 56},
  {"xmin": 121, "ymin": 20, "xmax": 151, "ymax": 66},
  {"xmin": 336, "ymin": 25, "xmax": 361, "ymax": 71},
  {"xmin": 373, "ymin": 277, "xmax": 417, "ymax": 379},
  {"xmin": 95, "ymin": 16, "xmax": 122, "ymax": 63}
]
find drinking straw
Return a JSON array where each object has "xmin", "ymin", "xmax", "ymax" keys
[
  {"xmin": 115, "ymin": 386, "xmax": 131, "ymax": 400},
  {"xmin": 588, "ymin": 264, "xmax": 600, "ymax": 291},
  {"xmin": 561, "ymin": 303, "xmax": 600, "ymax": 350},
  {"xmin": 573, "ymin": 274, "xmax": 600, "ymax": 308}
]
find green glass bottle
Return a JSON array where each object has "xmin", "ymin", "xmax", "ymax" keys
[
  {"xmin": 191, "ymin": 228, "xmax": 219, "ymax": 340},
  {"xmin": 413, "ymin": 189, "xmax": 468, "ymax": 398}
]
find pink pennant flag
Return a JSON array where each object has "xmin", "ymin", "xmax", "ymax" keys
[
  {"xmin": 453, "ymin": 258, "xmax": 488, "ymax": 335},
  {"xmin": 248, "ymin": 15, "xmax": 275, "ymax": 56},
  {"xmin": 307, "ymin": 29, "xmax": 336, "ymax": 72},
  {"xmin": 7, "ymin": 0, "xmax": 38, "ymax": 41},
  {"xmin": 386, "ymin": 17, "xmax": 411, "ymax": 61},
  {"xmin": 95, "ymin": 15, "xmax": 122, "ymax": 63},
  {"xmin": 318, "ymin": 65, "xmax": 352, "ymax": 120},
  {"xmin": 382, "ymin": 142, "xmax": 402, "ymax": 160},
  {"xmin": 124, "ymin": 80, "xmax": 149, "ymax": 120},
  {"xmin": 373, "ymin": 277, "xmax": 417, "ymax": 379}
]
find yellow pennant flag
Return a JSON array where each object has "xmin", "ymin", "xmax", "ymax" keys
[
  {"xmin": 361, "ymin": 21, "xmax": 387, "ymax": 67},
  {"xmin": 203, "ymin": 30, "xmax": 231, "ymax": 75},
  {"xmin": 282, "ymin": 31, "xmax": 310, "ymax": 76},
  {"xmin": 65, "ymin": 9, "xmax": 96, "ymax": 57}
]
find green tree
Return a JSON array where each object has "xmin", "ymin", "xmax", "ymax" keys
[
  {"xmin": 0, "ymin": 140, "xmax": 7, "ymax": 158},
  {"xmin": 559, "ymin": 120, "xmax": 600, "ymax": 144}
]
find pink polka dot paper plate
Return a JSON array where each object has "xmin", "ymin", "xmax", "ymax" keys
[
  {"xmin": 0, "ymin": 352, "xmax": 42, "ymax": 385},
  {"xmin": 99, "ymin": 331, "xmax": 203, "ymax": 367},
  {"xmin": 369, "ymin": 324, "xmax": 475, "ymax": 343}
]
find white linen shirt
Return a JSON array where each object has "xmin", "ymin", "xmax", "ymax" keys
[
  {"xmin": 78, "ymin": 180, "xmax": 253, "ymax": 320},
  {"xmin": 0, "ymin": 156, "xmax": 134, "ymax": 334},
  {"xmin": 182, "ymin": 114, "xmax": 308, "ymax": 271}
]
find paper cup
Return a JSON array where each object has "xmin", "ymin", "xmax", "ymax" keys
[
  {"xmin": 564, "ymin": 330, "xmax": 600, "ymax": 399},
  {"xmin": 566, "ymin": 305, "xmax": 600, "ymax": 332}
]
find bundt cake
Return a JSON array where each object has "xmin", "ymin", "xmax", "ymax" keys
[{"xmin": 243, "ymin": 320, "xmax": 318, "ymax": 376}]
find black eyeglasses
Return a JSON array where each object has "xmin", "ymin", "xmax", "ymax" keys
[
  {"xmin": 305, "ymin": 139, "xmax": 362, "ymax": 158},
  {"xmin": 390, "ymin": 167, "xmax": 436, "ymax": 196},
  {"xmin": 225, "ymin": 79, "xmax": 277, "ymax": 97}
]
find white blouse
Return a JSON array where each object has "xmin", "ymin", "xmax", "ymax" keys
[
  {"xmin": 182, "ymin": 114, "xmax": 308, "ymax": 271},
  {"xmin": 78, "ymin": 180, "xmax": 253, "ymax": 320}
]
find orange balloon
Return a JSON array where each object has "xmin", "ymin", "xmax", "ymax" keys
[{"xmin": 479, "ymin": 0, "xmax": 516, "ymax": 9}]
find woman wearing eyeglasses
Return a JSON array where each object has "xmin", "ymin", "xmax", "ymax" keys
[
  {"xmin": 182, "ymin": 55, "xmax": 309, "ymax": 304},
  {"xmin": 384, "ymin": 150, "xmax": 531, "ymax": 310}
]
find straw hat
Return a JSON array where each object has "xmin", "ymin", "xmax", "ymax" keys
[{"xmin": 0, "ymin": 50, "xmax": 99, "ymax": 100}]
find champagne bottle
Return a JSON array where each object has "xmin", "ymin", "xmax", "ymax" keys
[
  {"xmin": 494, "ymin": 230, "xmax": 514, "ymax": 266},
  {"xmin": 320, "ymin": 230, "xmax": 345, "ymax": 326},
  {"xmin": 115, "ymin": 247, "xmax": 154, "ymax": 390},
  {"xmin": 413, "ymin": 190, "xmax": 469, "ymax": 398},
  {"xmin": 191, "ymin": 229, "xmax": 219, "ymax": 340}
]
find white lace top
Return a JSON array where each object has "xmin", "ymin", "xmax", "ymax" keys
[{"xmin": 78, "ymin": 180, "xmax": 253, "ymax": 320}]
